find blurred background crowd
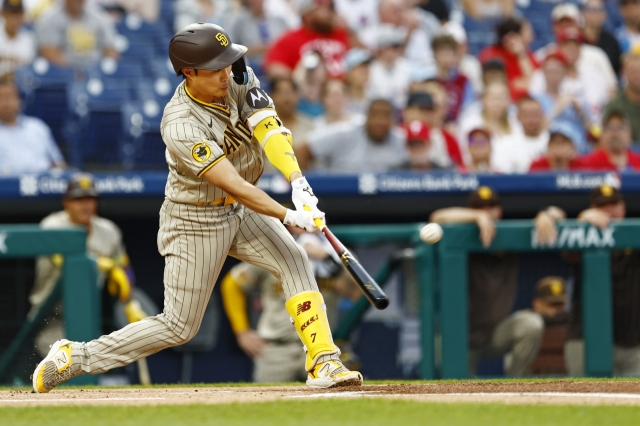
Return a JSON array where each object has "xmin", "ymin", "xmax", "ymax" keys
[{"xmin": 3, "ymin": 0, "xmax": 640, "ymax": 175}]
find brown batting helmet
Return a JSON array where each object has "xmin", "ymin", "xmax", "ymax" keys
[{"xmin": 169, "ymin": 23, "xmax": 249, "ymax": 84}]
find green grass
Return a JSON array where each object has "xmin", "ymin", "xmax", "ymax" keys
[{"xmin": 2, "ymin": 400, "xmax": 640, "ymax": 426}]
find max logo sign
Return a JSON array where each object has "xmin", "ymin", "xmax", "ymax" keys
[{"xmin": 532, "ymin": 226, "xmax": 615, "ymax": 249}]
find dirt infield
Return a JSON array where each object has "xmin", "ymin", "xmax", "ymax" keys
[{"xmin": 2, "ymin": 381, "xmax": 640, "ymax": 407}]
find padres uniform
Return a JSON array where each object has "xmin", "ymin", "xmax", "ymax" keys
[
  {"xmin": 33, "ymin": 23, "xmax": 361, "ymax": 392},
  {"xmin": 222, "ymin": 232, "xmax": 341, "ymax": 382}
]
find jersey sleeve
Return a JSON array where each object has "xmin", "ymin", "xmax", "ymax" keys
[
  {"xmin": 162, "ymin": 119, "xmax": 226, "ymax": 178},
  {"xmin": 233, "ymin": 67, "xmax": 276, "ymax": 126}
]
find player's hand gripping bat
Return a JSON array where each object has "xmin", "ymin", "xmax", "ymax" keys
[{"xmin": 304, "ymin": 207, "xmax": 389, "ymax": 310}]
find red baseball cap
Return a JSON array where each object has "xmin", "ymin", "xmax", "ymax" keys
[
  {"xmin": 403, "ymin": 120, "xmax": 430, "ymax": 143},
  {"xmin": 544, "ymin": 49, "xmax": 569, "ymax": 66},
  {"xmin": 557, "ymin": 28, "xmax": 583, "ymax": 44}
]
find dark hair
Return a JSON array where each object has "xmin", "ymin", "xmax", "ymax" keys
[
  {"xmin": 431, "ymin": 34, "xmax": 459, "ymax": 52},
  {"xmin": 367, "ymin": 98, "xmax": 394, "ymax": 114},
  {"xmin": 496, "ymin": 17, "xmax": 523, "ymax": 44},
  {"xmin": 517, "ymin": 94, "xmax": 540, "ymax": 107},
  {"xmin": 269, "ymin": 76, "xmax": 298, "ymax": 94}
]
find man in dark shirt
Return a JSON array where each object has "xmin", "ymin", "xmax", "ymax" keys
[
  {"xmin": 581, "ymin": 0, "xmax": 622, "ymax": 76},
  {"xmin": 565, "ymin": 185, "xmax": 640, "ymax": 376},
  {"xmin": 430, "ymin": 187, "xmax": 565, "ymax": 376}
]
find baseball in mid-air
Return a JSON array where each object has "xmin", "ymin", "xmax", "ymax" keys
[{"xmin": 420, "ymin": 223, "xmax": 443, "ymax": 244}]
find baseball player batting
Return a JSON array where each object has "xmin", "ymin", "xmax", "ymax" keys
[{"xmin": 32, "ymin": 23, "xmax": 362, "ymax": 392}]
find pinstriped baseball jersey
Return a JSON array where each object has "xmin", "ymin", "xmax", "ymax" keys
[{"xmin": 160, "ymin": 67, "xmax": 274, "ymax": 204}]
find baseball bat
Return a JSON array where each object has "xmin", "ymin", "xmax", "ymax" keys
[
  {"xmin": 305, "ymin": 208, "xmax": 389, "ymax": 310},
  {"xmin": 137, "ymin": 357, "xmax": 151, "ymax": 385}
]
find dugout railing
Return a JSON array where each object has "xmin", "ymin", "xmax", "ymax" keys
[
  {"xmin": 0, "ymin": 225, "xmax": 98, "ymax": 385},
  {"xmin": 333, "ymin": 220, "xmax": 636, "ymax": 380}
]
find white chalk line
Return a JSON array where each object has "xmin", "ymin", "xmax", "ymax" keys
[
  {"xmin": 288, "ymin": 391, "xmax": 640, "ymax": 400},
  {"xmin": 0, "ymin": 397, "xmax": 166, "ymax": 403}
]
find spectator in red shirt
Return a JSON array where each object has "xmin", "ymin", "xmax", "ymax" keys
[
  {"xmin": 529, "ymin": 121, "xmax": 580, "ymax": 172},
  {"xmin": 478, "ymin": 17, "xmax": 538, "ymax": 100},
  {"xmin": 576, "ymin": 111, "xmax": 640, "ymax": 171},
  {"xmin": 263, "ymin": 0, "xmax": 350, "ymax": 79},
  {"xmin": 401, "ymin": 120, "xmax": 449, "ymax": 171},
  {"xmin": 432, "ymin": 34, "xmax": 475, "ymax": 123}
]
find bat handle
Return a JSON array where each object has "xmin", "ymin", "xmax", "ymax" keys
[{"xmin": 303, "ymin": 205, "xmax": 326, "ymax": 231}]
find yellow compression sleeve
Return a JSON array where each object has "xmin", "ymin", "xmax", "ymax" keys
[
  {"xmin": 253, "ymin": 117, "xmax": 301, "ymax": 181},
  {"xmin": 220, "ymin": 273, "xmax": 251, "ymax": 334}
]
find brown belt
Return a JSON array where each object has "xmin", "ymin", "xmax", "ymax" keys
[{"xmin": 193, "ymin": 196, "xmax": 236, "ymax": 207}]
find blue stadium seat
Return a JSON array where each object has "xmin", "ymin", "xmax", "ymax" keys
[
  {"xmin": 115, "ymin": 34, "xmax": 156, "ymax": 64},
  {"xmin": 67, "ymin": 79, "xmax": 132, "ymax": 167},
  {"xmin": 121, "ymin": 100, "xmax": 166, "ymax": 170},
  {"xmin": 14, "ymin": 58, "xmax": 77, "ymax": 162},
  {"xmin": 462, "ymin": 16, "xmax": 499, "ymax": 55},
  {"xmin": 86, "ymin": 58, "xmax": 145, "ymax": 82}
]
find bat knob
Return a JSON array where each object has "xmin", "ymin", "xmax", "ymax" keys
[{"xmin": 374, "ymin": 298, "xmax": 389, "ymax": 310}]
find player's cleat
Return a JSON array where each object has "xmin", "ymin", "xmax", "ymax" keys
[
  {"xmin": 32, "ymin": 339, "xmax": 83, "ymax": 393},
  {"xmin": 306, "ymin": 359, "xmax": 363, "ymax": 389}
]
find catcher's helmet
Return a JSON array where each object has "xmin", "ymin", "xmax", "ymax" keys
[{"xmin": 169, "ymin": 23, "xmax": 249, "ymax": 84}]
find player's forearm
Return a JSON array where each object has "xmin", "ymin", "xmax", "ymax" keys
[
  {"xmin": 253, "ymin": 116, "xmax": 301, "ymax": 181},
  {"xmin": 203, "ymin": 159, "xmax": 287, "ymax": 219},
  {"xmin": 429, "ymin": 208, "xmax": 483, "ymax": 224}
]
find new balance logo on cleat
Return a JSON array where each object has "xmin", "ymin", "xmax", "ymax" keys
[
  {"xmin": 296, "ymin": 301, "xmax": 311, "ymax": 315},
  {"xmin": 53, "ymin": 352, "xmax": 69, "ymax": 370}
]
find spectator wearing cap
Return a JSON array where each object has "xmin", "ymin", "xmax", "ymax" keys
[
  {"xmin": 343, "ymin": 48, "xmax": 372, "ymax": 116},
  {"xmin": 314, "ymin": 78, "xmax": 362, "ymax": 127},
  {"xmin": 358, "ymin": 0, "xmax": 437, "ymax": 68},
  {"xmin": 0, "ymin": 78, "xmax": 65, "ymax": 176},
  {"xmin": 563, "ymin": 185, "xmax": 640, "ymax": 376},
  {"xmin": 530, "ymin": 50, "xmax": 593, "ymax": 154},
  {"xmin": 458, "ymin": 127, "xmax": 492, "ymax": 173},
  {"xmin": 35, "ymin": 0, "xmax": 119, "ymax": 69},
  {"xmin": 529, "ymin": 121, "xmax": 581, "ymax": 172},
  {"xmin": 403, "ymin": 91, "xmax": 462, "ymax": 168},
  {"xmin": 535, "ymin": 3, "xmax": 617, "ymax": 100},
  {"xmin": 581, "ymin": 0, "xmax": 622, "ymax": 76},
  {"xmin": 29, "ymin": 173, "xmax": 136, "ymax": 357},
  {"xmin": 263, "ymin": 0, "xmax": 350, "ymax": 79},
  {"xmin": 401, "ymin": 120, "xmax": 442, "ymax": 171},
  {"xmin": 430, "ymin": 187, "xmax": 561, "ymax": 376},
  {"xmin": 440, "ymin": 20, "xmax": 483, "ymax": 96},
  {"xmin": 367, "ymin": 24, "xmax": 413, "ymax": 110},
  {"xmin": 602, "ymin": 48, "xmax": 640, "ymax": 143},
  {"xmin": 432, "ymin": 35, "xmax": 475, "ymax": 123},
  {"xmin": 295, "ymin": 98, "xmax": 407, "ymax": 173},
  {"xmin": 0, "ymin": 0, "xmax": 35, "ymax": 78},
  {"xmin": 615, "ymin": 0, "xmax": 640, "ymax": 54},
  {"xmin": 575, "ymin": 110, "xmax": 640, "ymax": 170},
  {"xmin": 226, "ymin": 0, "xmax": 289, "ymax": 79},
  {"xmin": 478, "ymin": 17, "xmax": 538, "ymax": 100}
]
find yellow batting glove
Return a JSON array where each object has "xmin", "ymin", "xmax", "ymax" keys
[{"xmin": 124, "ymin": 299, "xmax": 147, "ymax": 323}]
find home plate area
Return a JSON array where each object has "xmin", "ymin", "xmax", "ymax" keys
[{"xmin": 2, "ymin": 381, "xmax": 640, "ymax": 407}]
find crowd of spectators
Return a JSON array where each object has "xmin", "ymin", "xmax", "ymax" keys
[{"xmin": 3, "ymin": 0, "xmax": 640, "ymax": 175}]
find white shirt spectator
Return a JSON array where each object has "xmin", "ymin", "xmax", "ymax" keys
[
  {"xmin": 335, "ymin": 0, "xmax": 379, "ymax": 32},
  {"xmin": 0, "ymin": 115, "xmax": 64, "ymax": 176},
  {"xmin": 368, "ymin": 57, "xmax": 412, "ymax": 110},
  {"xmin": 0, "ymin": 17, "xmax": 36, "ymax": 78},
  {"xmin": 492, "ymin": 131, "xmax": 549, "ymax": 174},
  {"xmin": 535, "ymin": 44, "xmax": 616, "ymax": 102},
  {"xmin": 306, "ymin": 122, "xmax": 408, "ymax": 173}
]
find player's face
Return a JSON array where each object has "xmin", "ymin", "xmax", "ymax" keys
[
  {"xmin": 185, "ymin": 67, "xmax": 232, "ymax": 100},
  {"xmin": 63, "ymin": 197, "xmax": 98, "ymax": 226}
]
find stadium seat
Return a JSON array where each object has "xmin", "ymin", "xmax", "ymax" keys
[
  {"xmin": 67, "ymin": 79, "xmax": 132, "ymax": 168},
  {"xmin": 14, "ymin": 58, "xmax": 77, "ymax": 162},
  {"xmin": 121, "ymin": 99, "xmax": 166, "ymax": 170}
]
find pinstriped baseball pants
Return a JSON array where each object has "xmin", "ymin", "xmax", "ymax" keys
[{"xmin": 71, "ymin": 199, "xmax": 318, "ymax": 374}]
